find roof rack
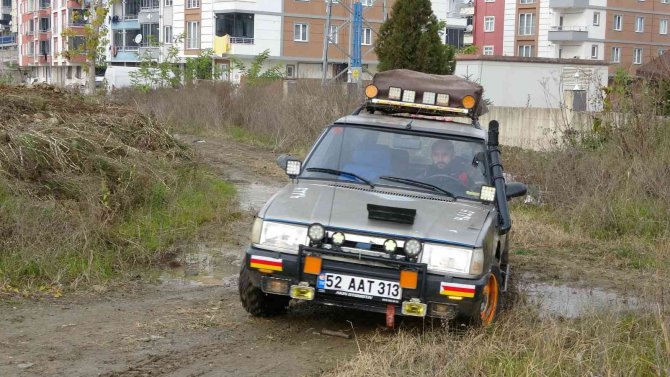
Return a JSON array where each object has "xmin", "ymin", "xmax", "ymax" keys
[{"xmin": 362, "ymin": 69, "xmax": 488, "ymax": 123}]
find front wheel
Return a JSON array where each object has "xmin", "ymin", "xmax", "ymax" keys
[
  {"xmin": 238, "ymin": 265, "xmax": 290, "ymax": 317},
  {"xmin": 468, "ymin": 268, "xmax": 502, "ymax": 327}
]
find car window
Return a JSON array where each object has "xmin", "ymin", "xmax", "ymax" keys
[{"xmin": 302, "ymin": 125, "xmax": 489, "ymax": 199}]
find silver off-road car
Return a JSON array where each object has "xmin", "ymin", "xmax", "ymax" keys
[{"xmin": 238, "ymin": 69, "xmax": 527, "ymax": 326}]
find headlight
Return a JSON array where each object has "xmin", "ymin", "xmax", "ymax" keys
[
  {"xmin": 256, "ymin": 220, "xmax": 308, "ymax": 254},
  {"xmin": 421, "ymin": 244, "xmax": 479, "ymax": 275}
]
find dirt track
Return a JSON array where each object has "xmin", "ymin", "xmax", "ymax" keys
[{"xmin": 0, "ymin": 135, "xmax": 642, "ymax": 377}]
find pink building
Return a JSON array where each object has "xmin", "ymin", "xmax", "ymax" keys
[{"xmin": 473, "ymin": 0, "xmax": 504, "ymax": 56}]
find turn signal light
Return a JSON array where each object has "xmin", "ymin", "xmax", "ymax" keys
[
  {"xmin": 400, "ymin": 270, "xmax": 418, "ymax": 289},
  {"xmin": 303, "ymin": 255, "xmax": 322, "ymax": 275}
]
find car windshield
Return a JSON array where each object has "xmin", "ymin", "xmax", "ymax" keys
[{"xmin": 301, "ymin": 125, "xmax": 489, "ymax": 200}]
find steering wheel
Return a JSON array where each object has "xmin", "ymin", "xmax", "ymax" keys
[{"xmin": 423, "ymin": 173, "xmax": 468, "ymax": 191}]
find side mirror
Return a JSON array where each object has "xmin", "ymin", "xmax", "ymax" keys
[
  {"xmin": 276, "ymin": 154, "xmax": 302, "ymax": 178},
  {"xmin": 505, "ymin": 182, "xmax": 527, "ymax": 200}
]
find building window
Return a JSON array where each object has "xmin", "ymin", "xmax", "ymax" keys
[
  {"xmin": 635, "ymin": 17, "xmax": 644, "ymax": 33},
  {"xmin": 519, "ymin": 13, "xmax": 535, "ymax": 36},
  {"xmin": 659, "ymin": 49, "xmax": 666, "ymax": 56},
  {"xmin": 329, "ymin": 25, "xmax": 338, "ymax": 44},
  {"xmin": 294, "ymin": 23, "xmax": 308, "ymax": 42},
  {"xmin": 186, "ymin": 0, "xmax": 199, "ymax": 9},
  {"xmin": 141, "ymin": 23, "xmax": 159, "ymax": 45},
  {"xmin": 483, "ymin": 45, "xmax": 494, "ymax": 55},
  {"xmin": 484, "ymin": 16, "xmax": 494, "ymax": 32},
  {"xmin": 164, "ymin": 25, "xmax": 172, "ymax": 43},
  {"xmin": 39, "ymin": 17, "xmax": 50, "ymax": 32},
  {"xmin": 485, "ymin": 0, "xmax": 494, "ymax": 2},
  {"xmin": 286, "ymin": 64, "xmax": 295, "ymax": 78},
  {"xmin": 216, "ymin": 13, "xmax": 255, "ymax": 42},
  {"xmin": 633, "ymin": 48, "xmax": 642, "ymax": 64},
  {"xmin": 611, "ymin": 46, "xmax": 621, "ymax": 63},
  {"xmin": 593, "ymin": 12, "xmax": 600, "ymax": 26},
  {"xmin": 613, "ymin": 15, "xmax": 622, "ymax": 31},
  {"xmin": 165, "ymin": 0, "xmax": 171, "ymax": 6},
  {"xmin": 361, "ymin": 0, "xmax": 373, "ymax": 6},
  {"xmin": 362, "ymin": 27, "xmax": 372, "ymax": 45},
  {"xmin": 75, "ymin": 66, "xmax": 82, "ymax": 79},
  {"xmin": 661, "ymin": 19, "xmax": 668, "ymax": 35},
  {"xmin": 519, "ymin": 0, "xmax": 534, "ymax": 3},
  {"xmin": 186, "ymin": 21, "xmax": 200, "ymax": 49},
  {"xmin": 591, "ymin": 44, "xmax": 598, "ymax": 59},
  {"xmin": 518, "ymin": 44, "xmax": 533, "ymax": 57}
]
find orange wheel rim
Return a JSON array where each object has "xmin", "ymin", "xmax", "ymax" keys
[{"xmin": 480, "ymin": 273, "xmax": 499, "ymax": 325}]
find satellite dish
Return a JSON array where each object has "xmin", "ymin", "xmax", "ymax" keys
[
  {"xmin": 134, "ymin": 34, "xmax": 143, "ymax": 44},
  {"xmin": 465, "ymin": 25, "xmax": 473, "ymax": 32}
]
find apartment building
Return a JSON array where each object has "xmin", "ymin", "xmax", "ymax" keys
[
  {"xmin": 15, "ymin": 0, "xmax": 90, "ymax": 85},
  {"xmin": 106, "ymin": 0, "xmax": 464, "ymax": 83},
  {"xmin": 1, "ymin": 0, "xmax": 16, "ymax": 49},
  {"xmin": 442, "ymin": 0, "xmax": 475, "ymax": 49},
  {"xmin": 475, "ymin": 0, "xmax": 670, "ymax": 75}
]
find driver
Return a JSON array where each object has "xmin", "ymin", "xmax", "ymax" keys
[{"xmin": 423, "ymin": 140, "xmax": 471, "ymax": 186}]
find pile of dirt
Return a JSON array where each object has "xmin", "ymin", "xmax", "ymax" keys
[{"xmin": 0, "ymin": 84, "xmax": 223, "ymax": 289}]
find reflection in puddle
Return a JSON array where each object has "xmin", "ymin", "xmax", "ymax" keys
[{"xmin": 521, "ymin": 281, "xmax": 640, "ymax": 318}]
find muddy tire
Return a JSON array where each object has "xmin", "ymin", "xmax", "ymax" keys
[
  {"xmin": 468, "ymin": 266, "xmax": 502, "ymax": 327},
  {"xmin": 239, "ymin": 265, "xmax": 290, "ymax": 317}
]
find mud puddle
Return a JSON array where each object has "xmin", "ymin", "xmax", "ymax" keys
[
  {"xmin": 238, "ymin": 182, "xmax": 282, "ymax": 212},
  {"xmin": 160, "ymin": 244, "xmax": 242, "ymax": 287},
  {"xmin": 520, "ymin": 276, "xmax": 641, "ymax": 318}
]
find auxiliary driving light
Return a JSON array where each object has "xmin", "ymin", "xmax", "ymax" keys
[
  {"xmin": 480, "ymin": 186, "xmax": 496, "ymax": 202},
  {"xmin": 388, "ymin": 87, "xmax": 402, "ymax": 100},
  {"xmin": 286, "ymin": 160, "xmax": 302, "ymax": 177},
  {"xmin": 290, "ymin": 283, "xmax": 315, "ymax": 300},
  {"xmin": 402, "ymin": 90, "xmax": 416, "ymax": 103},
  {"xmin": 436, "ymin": 93, "xmax": 450, "ymax": 106},
  {"xmin": 331, "ymin": 232, "xmax": 346, "ymax": 246},
  {"xmin": 383, "ymin": 239, "xmax": 398, "ymax": 253},
  {"xmin": 404, "ymin": 239, "xmax": 422, "ymax": 257},
  {"xmin": 422, "ymin": 92, "xmax": 436, "ymax": 105},
  {"xmin": 462, "ymin": 95, "xmax": 476, "ymax": 109},
  {"xmin": 365, "ymin": 85, "xmax": 379, "ymax": 98},
  {"xmin": 429, "ymin": 302, "xmax": 458, "ymax": 319},
  {"xmin": 308, "ymin": 223, "xmax": 326, "ymax": 243},
  {"xmin": 401, "ymin": 299, "xmax": 427, "ymax": 317}
]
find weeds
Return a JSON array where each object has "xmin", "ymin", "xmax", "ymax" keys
[
  {"xmin": 116, "ymin": 80, "xmax": 362, "ymax": 154},
  {"xmin": 327, "ymin": 305, "xmax": 670, "ymax": 377},
  {"xmin": 0, "ymin": 85, "xmax": 236, "ymax": 289}
]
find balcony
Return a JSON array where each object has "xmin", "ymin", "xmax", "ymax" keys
[
  {"xmin": 138, "ymin": 45, "xmax": 159, "ymax": 59},
  {"xmin": 460, "ymin": 6, "xmax": 474, "ymax": 16},
  {"xmin": 230, "ymin": 37, "xmax": 254, "ymax": 44},
  {"xmin": 548, "ymin": 26, "xmax": 588, "ymax": 42},
  {"xmin": 0, "ymin": 34, "xmax": 16, "ymax": 45},
  {"xmin": 549, "ymin": 0, "xmax": 588, "ymax": 9}
]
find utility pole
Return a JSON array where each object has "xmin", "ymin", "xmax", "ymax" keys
[{"xmin": 321, "ymin": 0, "xmax": 333, "ymax": 85}]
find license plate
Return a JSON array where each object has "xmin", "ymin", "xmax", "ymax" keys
[{"xmin": 317, "ymin": 273, "xmax": 402, "ymax": 302}]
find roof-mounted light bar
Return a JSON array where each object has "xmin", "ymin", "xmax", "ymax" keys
[{"xmin": 369, "ymin": 98, "xmax": 470, "ymax": 115}]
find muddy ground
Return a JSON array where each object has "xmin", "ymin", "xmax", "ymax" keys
[{"xmin": 0, "ymin": 135, "xmax": 640, "ymax": 377}]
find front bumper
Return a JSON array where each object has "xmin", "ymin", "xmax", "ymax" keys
[{"xmin": 243, "ymin": 245, "xmax": 489, "ymax": 319}]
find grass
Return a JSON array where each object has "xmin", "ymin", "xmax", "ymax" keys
[
  {"xmin": 325, "ymin": 306, "xmax": 670, "ymax": 377},
  {"xmin": 0, "ymin": 85, "xmax": 237, "ymax": 290}
]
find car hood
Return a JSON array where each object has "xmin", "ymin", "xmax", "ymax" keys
[{"xmin": 259, "ymin": 181, "xmax": 494, "ymax": 247}]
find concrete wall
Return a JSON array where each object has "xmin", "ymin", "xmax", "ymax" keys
[
  {"xmin": 480, "ymin": 106, "xmax": 592, "ymax": 150},
  {"xmin": 455, "ymin": 58, "xmax": 608, "ymax": 111}
]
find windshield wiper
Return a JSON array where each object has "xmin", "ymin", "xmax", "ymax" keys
[
  {"xmin": 379, "ymin": 176, "xmax": 456, "ymax": 199},
  {"xmin": 306, "ymin": 168, "xmax": 375, "ymax": 188}
]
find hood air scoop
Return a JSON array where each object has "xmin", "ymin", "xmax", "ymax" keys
[{"xmin": 367, "ymin": 204, "xmax": 416, "ymax": 225}]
